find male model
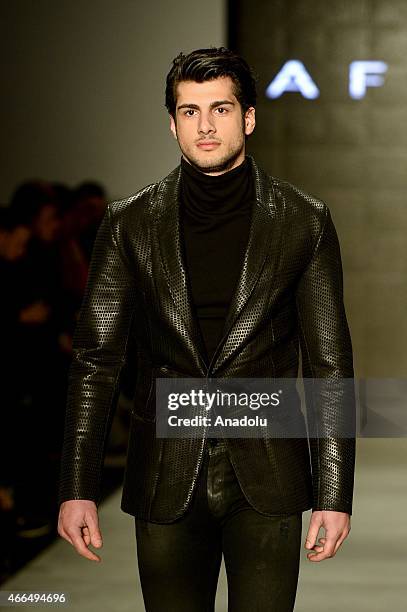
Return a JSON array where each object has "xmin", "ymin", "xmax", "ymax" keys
[{"xmin": 58, "ymin": 47, "xmax": 356, "ymax": 612}]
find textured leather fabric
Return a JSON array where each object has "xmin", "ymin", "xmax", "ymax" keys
[
  {"xmin": 135, "ymin": 441, "xmax": 302, "ymax": 612},
  {"xmin": 58, "ymin": 155, "xmax": 356, "ymax": 520}
]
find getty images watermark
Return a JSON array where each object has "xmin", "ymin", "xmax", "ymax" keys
[
  {"xmin": 130, "ymin": 377, "xmax": 407, "ymax": 439},
  {"xmin": 128, "ymin": 377, "xmax": 356, "ymax": 439}
]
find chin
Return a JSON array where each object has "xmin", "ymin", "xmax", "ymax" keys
[{"xmin": 188, "ymin": 150, "xmax": 241, "ymax": 174}]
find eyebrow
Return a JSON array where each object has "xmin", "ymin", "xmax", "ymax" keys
[{"xmin": 177, "ymin": 100, "xmax": 236, "ymax": 111}]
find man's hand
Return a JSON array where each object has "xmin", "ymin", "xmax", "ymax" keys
[
  {"xmin": 304, "ymin": 510, "xmax": 351, "ymax": 562},
  {"xmin": 58, "ymin": 500, "xmax": 103, "ymax": 562}
]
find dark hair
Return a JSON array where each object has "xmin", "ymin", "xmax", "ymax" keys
[
  {"xmin": 0, "ymin": 205, "xmax": 31, "ymax": 231},
  {"xmin": 165, "ymin": 47, "xmax": 257, "ymax": 118},
  {"xmin": 74, "ymin": 181, "xmax": 106, "ymax": 201},
  {"xmin": 9, "ymin": 180, "xmax": 56, "ymax": 225}
]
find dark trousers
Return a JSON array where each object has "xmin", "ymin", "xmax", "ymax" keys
[{"xmin": 135, "ymin": 439, "xmax": 302, "ymax": 611}]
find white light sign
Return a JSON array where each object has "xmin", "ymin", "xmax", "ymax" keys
[
  {"xmin": 349, "ymin": 61, "xmax": 388, "ymax": 99},
  {"xmin": 265, "ymin": 59, "xmax": 388, "ymax": 100},
  {"xmin": 265, "ymin": 60, "xmax": 320, "ymax": 99}
]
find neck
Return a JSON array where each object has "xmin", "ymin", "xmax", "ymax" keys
[
  {"xmin": 180, "ymin": 154, "xmax": 254, "ymax": 216},
  {"xmin": 181, "ymin": 150, "xmax": 246, "ymax": 177}
]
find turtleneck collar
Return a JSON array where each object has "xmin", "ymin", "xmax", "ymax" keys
[{"xmin": 180, "ymin": 155, "xmax": 254, "ymax": 219}]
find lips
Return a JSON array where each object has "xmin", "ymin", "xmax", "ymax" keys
[{"xmin": 196, "ymin": 141, "xmax": 220, "ymax": 150}]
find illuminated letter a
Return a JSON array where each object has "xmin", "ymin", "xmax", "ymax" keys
[{"xmin": 265, "ymin": 60, "xmax": 320, "ymax": 100}]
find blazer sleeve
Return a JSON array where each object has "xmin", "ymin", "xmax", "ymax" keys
[
  {"xmin": 58, "ymin": 204, "xmax": 137, "ymax": 507},
  {"xmin": 295, "ymin": 204, "xmax": 356, "ymax": 515}
]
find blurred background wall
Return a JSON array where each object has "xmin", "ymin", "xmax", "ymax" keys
[
  {"xmin": 229, "ymin": 0, "xmax": 407, "ymax": 378},
  {"xmin": 0, "ymin": 0, "xmax": 226, "ymax": 201}
]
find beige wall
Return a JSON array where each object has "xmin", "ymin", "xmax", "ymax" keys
[
  {"xmin": 0, "ymin": 0, "xmax": 226, "ymax": 203},
  {"xmin": 231, "ymin": 0, "xmax": 407, "ymax": 377}
]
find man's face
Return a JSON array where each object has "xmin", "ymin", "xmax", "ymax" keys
[
  {"xmin": 1, "ymin": 225, "xmax": 31, "ymax": 261},
  {"xmin": 34, "ymin": 204, "xmax": 61, "ymax": 242},
  {"xmin": 170, "ymin": 76, "xmax": 255, "ymax": 175}
]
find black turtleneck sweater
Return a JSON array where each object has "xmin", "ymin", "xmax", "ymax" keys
[{"xmin": 179, "ymin": 155, "xmax": 255, "ymax": 365}]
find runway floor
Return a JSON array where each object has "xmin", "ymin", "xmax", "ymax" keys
[{"xmin": 3, "ymin": 439, "xmax": 407, "ymax": 611}]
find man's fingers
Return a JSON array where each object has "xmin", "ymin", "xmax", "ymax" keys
[
  {"xmin": 59, "ymin": 523, "xmax": 99, "ymax": 558},
  {"xmin": 85, "ymin": 512, "xmax": 103, "ymax": 548},
  {"xmin": 314, "ymin": 529, "xmax": 349, "ymax": 556},
  {"xmin": 312, "ymin": 536, "xmax": 327, "ymax": 552},
  {"xmin": 68, "ymin": 527, "xmax": 101, "ymax": 562},
  {"xmin": 307, "ymin": 532, "xmax": 337, "ymax": 562},
  {"xmin": 305, "ymin": 511, "xmax": 352, "ymax": 561},
  {"xmin": 82, "ymin": 526, "xmax": 91, "ymax": 546},
  {"xmin": 333, "ymin": 530, "xmax": 349, "ymax": 555},
  {"xmin": 305, "ymin": 522, "xmax": 321, "ymax": 549},
  {"xmin": 58, "ymin": 526, "xmax": 73, "ymax": 546},
  {"xmin": 57, "ymin": 500, "xmax": 102, "ymax": 561}
]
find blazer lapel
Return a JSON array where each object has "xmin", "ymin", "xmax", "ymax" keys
[
  {"xmin": 153, "ymin": 165, "xmax": 209, "ymax": 372},
  {"xmin": 153, "ymin": 156, "xmax": 281, "ymax": 375},
  {"xmin": 209, "ymin": 158, "xmax": 281, "ymax": 372}
]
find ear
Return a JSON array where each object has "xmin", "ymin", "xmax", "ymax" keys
[
  {"xmin": 244, "ymin": 107, "xmax": 256, "ymax": 136},
  {"xmin": 169, "ymin": 114, "xmax": 178, "ymax": 140}
]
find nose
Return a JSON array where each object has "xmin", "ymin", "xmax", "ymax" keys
[{"xmin": 198, "ymin": 111, "xmax": 216, "ymax": 136}]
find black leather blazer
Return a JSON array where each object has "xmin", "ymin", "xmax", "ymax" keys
[{"xmin": 58, "ymin": 156, "xmax": 356, "ymax": 520}]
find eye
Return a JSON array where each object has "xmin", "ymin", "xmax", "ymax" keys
[
  {"xmin": 183, "ymin": 109, "xmax": 197, "ymax": 117},
  {"xmin": 215, "ymin": 107, "xmax": 228, "ymax": 114}
]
